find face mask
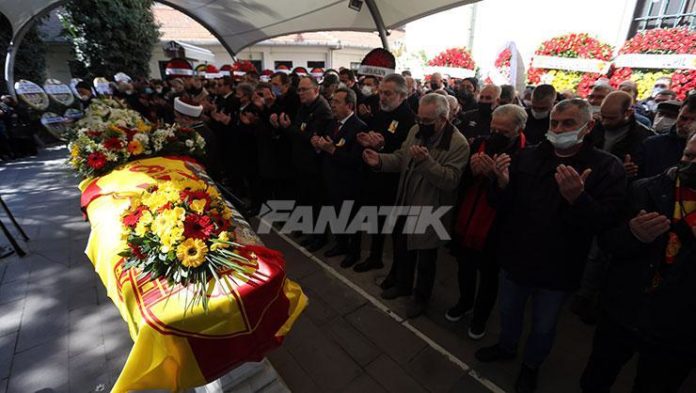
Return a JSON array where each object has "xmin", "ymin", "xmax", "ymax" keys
[
  {"xmin": 531, "ymin": 109, "xmax": 549, "ymax": 120},
  {"xmin": 125, "ymin": 90, "xmax": 134, "ymax": 95},
  {"xmin": 487, "ymin": 132, "xmax": 512, "ymax": 153},
  {"xmin": 361, "ymin": 86, "xmax": 374, "ymax": 97},
  {"xmin": 272, "ymin": 85, "xmax": 282, "ymax": 97},
  {"xmin": 677, "ymin": 161, "xmax": 696, "ymax": 189},
  {"xmin": 546, "ymin": 123, "xmax": 587, "ymax": 150},
  {"xmin": 418, "ymin": 122, "xmax": 436, "ymax": 140},
  {"xmin": 653, "ymin": 115, "xmax": 677, "ymax": 133},
  {"xmin": 144, "ymin": 87, "xmax": 154, "ymax": 95},
  {"xmin": 478, "ymin": 102, "xmax": 493, "ymax": 116},
  {"xmin": 80, "ymin": 95, "xmax": 90, "ymax": 102},
  {"xmin": 430, "ymin": 82, "xmax": 441, "ymax": 90},
  {"xmin": 590, "ymin": 105, "xmax": 601, "ymax": 115},
  {"xmin": 523, "ymin": 99, "xmax": 532, "ymax": 107},
  {"xmin": 652, "ymin": 87, "xmax": 666, "ymax": 98}
]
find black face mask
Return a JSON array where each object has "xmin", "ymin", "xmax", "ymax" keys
[
  {"xmin": 478, "ymin": 102, "xmax": 493, "ymax": 117},
  {"xmin": 487, "ymin": 132, "xmax": 512, "ymax": 153},
  {"xmin": 430, "ymin": 82, "xmax": 441, "ymax": 90},
  {"xmin": 677, "ymin": 161, "xmax": 696, "ymax": 189},
  {"xmin": 418, "ymin": 122, "xmax": 436, "ymax": 140}
]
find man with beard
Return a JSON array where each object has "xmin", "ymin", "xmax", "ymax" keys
[
  {"xmin": 447, "ymin": 104, "xmax": 529, "ymax": 340},
  {"xmin": 353, "ymin": 73, "xmax": 416, "ymax": 273},
  {"xmin": 457, "ymin": 77, "xmax": 479, "ymax": 112},
  {"xmin": 637, "ymin": 96, "xmax": 696, "ymax": 178},
  {"xmin": 571, "ymin": 91, "xmax": 655, "ymax": 324},
  {"xmin": 580, "ymin": 132, "xmax": 696, "ymax": 393},
  {"xmin": 524, "ymin": 84, "xmax": 556, "ymax": 145},
  {"xmin": 459, "ymin": 84, "xmax": 501, "ymax": 142}
]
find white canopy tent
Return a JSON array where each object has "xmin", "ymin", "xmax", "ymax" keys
[{"xmin": 1, "ymin": 0, "xmax": 479, "ymax": 92}]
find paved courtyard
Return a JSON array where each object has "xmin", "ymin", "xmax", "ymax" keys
[{"xmin": 1, "ymin": 147, "xmax": 695, "ymax": 392}]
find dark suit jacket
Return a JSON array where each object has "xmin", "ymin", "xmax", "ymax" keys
[
  {"xmin": 283, "ymin": 95, "xmax": 334, "ymax": 175},
  {"xmin": 319, "ymin": 113, "xmax": 368, "ymax": 201}
]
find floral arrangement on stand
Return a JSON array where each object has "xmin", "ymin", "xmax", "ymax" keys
[
  {"xmin": 67, "ymin": 100, "xmax": 205, "ymax": 178},
  {"xmin": 425, "ymin": 47, "xmax": 477, "ymax": 79},
  {"xmin": 609, "ymin": 28, "xmax": 696, "ymax": 100},
  {"xmin": 527, "ymin": 33, "xmax": 613, "ymax": 97},
  {"xmin": 119, "ymin": 180, "xmax": 257, "ymax": 311},
  {"xmin": 495, "ymin": 48, "xmax": 513, "ymax": 82}
]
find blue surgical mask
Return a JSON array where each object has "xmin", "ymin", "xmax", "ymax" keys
[
  {"xmin": 272, "ymin": 85, "xmax": 282, "ymax": 97},
  {"xmin": 546, "ymin": 123, "xmax": 587, "ymax": 149}
]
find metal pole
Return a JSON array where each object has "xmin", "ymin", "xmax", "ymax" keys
[{"xmin": 364, "ymin": 0, "xmax": 390, "ymax": 51}]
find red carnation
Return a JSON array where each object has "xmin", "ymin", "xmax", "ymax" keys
[
  {"xmin": 87, "ymin": 152, "xmax": 107, "ymax": 170},
  {"xmin": 129, "ymin": 243, "xmax": 147, "ymax": 260},
  {"xmin": 123, "ymin": 206, "xmax": 146, "ymax": 227},
  {"xmin": 103, "ymin": 137, "xmax": 124, "ymax": 151},
  {"xmin": 184, "ymin": 213, "xmax": 216, "ymax": 240}
]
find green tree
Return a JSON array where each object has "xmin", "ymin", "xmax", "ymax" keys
[
  {"xmin": 60, "ymin": 0, "xmax": 160, "ymax": 79},
  {"xmin": 0, "ymin": 14, "xmax": 47, "ymax": 92}
]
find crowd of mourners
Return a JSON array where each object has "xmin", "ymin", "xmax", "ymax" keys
[{"xmin": 2, "ymin": 65, "xmax": 696, "ymax": 393}]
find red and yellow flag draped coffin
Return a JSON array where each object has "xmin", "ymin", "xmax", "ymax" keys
[{"xmin": 79, "ymin": 156, "xmax": 307, "ymax": 392}]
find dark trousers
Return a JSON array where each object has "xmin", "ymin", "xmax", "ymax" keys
[
  {"xmin": 296, "ymin": 170, "xmax": 326, "ymax": 242},
  {"xmin": 392, "ymin": 217, "xmax": 438, "ymax": 301},
  {"xmin": 332, "ymin": 198, "xmax": 361, "ymax": 258},
  {"xmin": 498, "ymin": 270, "xmax": 570, "ymax": 368},
  {"xmin": 581, "ymin": 317, "xmax": 695, "ymax": 393},
  {"xmin": 456, "ymin": 247, "xmax": 499, "ymax": 327}
]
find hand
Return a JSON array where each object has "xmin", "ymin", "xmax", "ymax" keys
[
  {"xmin": 623, "ymin": 154, "xmax": 639, "ymax": 177},
  {"xmin": 629, "ymin": 210, "xmax": 671, "ymax": 243},
  {"xmin": 211, "ymin": 110, "xmax": 231, "ymax": 125},
  {"xmin": 369, "ymin": 132, "xmax": 385, "ymax": 150},
  {"xmin": 310, "ymin": 135, "xmax": 321, "ymax": 148},
  {"xmin": 492, "ymin": 153, "xmax": 511, "ymax": 188},
  {"xmin": 356, "ymin": 131, "xmax": 384, "ymax": 149},
  {"xmin": 555, "ymin": 164, "xmax": 592, "ymax": 204},
  {"xmin": 279, "ymin": 112, "xmax": 291, "ymax": 128},
  {"xmin": 477, "ymin": 153, "xmax": 496, "ymax": 176},
  {"xmin": 409, "ymin": 145, "xmax": 429, "ymax": 162},
  {"xmin": 318, "ymin": 136, "xmax": 335, "ymax": 154},
  {"xmin": 362, "ymin": 148, "xmax": 381, "ymax": 167},
  {"xmin": 239, "ymin": 111, "xmax": 258, "ymax": 125},
  {"xmin": 270, "ymin": 113, "xmax": 280, "ymax": 128},
  {"xmin": 358, "ymin": 103, "xmax": 372, "ymax": 118}
]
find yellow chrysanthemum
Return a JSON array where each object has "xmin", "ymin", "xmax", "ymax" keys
[
  {"xmin": 176, "ymin": 238, "xmax": 208, "ymax": 268},
  {"xmin": 139, "ymin": 210, "xmax": 153, "ymax": 225},
  {"xmin": 190, "ymin": 199, "xmax": 207, "ymax": 215},
  {"xmin": 135, "ymin": 220, "xmax": 149, "ymax": 237},
  {"xmin": 136, "ymin": 121, "xmax": 151, "ymax": 133},
  {"xmin": 208, "ymin": 187, "xmax": 221, "ymax": 199},
  {"xmin": 210, "ymin": 231, "xmax": 231, "ymax": 251},
  {"xmin": 70, "ymin": 145, "xmax": 80, "ymax": 158},
  {"xmin": 142, "ymin": 192, "xmax": 168, "ymax": 211},
  {"xmin": 222, "ymin": 207, "xmax": 233, "ymax": 221},
  {"xmin": 151, "ymin": 209, "xmax": 179, "ymax": 239}
]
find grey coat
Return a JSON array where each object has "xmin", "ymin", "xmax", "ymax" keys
[{"xmin": 378, "ymin": 122, "xmax": 470, "ymax": 250}]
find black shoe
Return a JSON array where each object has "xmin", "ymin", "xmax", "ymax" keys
[
  {"xmin": 380, "ymin": 286, "xmax": 411, "ymax": 300},
  {"xmin": 570, "ymin": 294, "xmax": 598, "ymax": 325},
  {"xmin": 379, "ymin": 275, "xmax": 396, "ymax": 290},
  {"xmin": 324, "ymin": 245, "xmax": 347, "ymax": 258},
  {"xmin": 340, "ymin": 255, "xmax": 359, "ymax": 268},
  {"xmin": 406, "ymin": 298, "xmax": 427, "ymax": 319},
  {"xmin": 306, "ymin": 239, "xmax": 327, "ymax": 252},
  {"xmin": 475, "ymin": 344, "xmax": 516, "ymax": 363},
  {"xmin": 444, "ymin": 302, "xmax": 472, "ymax": 322},
  {"xmin": 353, "ymin": 257, "xmax": 384, "ymax": 272},
  {"xmin": 515, "ymin": 364, "xmax": 538, "ymax": 393}
]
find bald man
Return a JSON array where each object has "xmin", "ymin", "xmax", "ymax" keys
[
  {"xmin": 589, "ymin": 91, "xmax": 655, "ymax": 178},
  {"xmin": 459, "ymin": 84, "xmax": 502, "ymax": 141}
]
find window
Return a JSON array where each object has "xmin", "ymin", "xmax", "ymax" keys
[
  {"xmin": 274, "ymin": 61, "xmax": 293, "ymax": 70},
  {"xmin": 629, "ymin": 0, "xmax": 695, "ymax": 37},
  {"xmin": 307, "ymin": 61, "xmax": 325, "ymax": 69}
]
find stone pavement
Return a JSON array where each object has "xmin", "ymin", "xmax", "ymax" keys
[{"xmin": 2, "ymin": 147, "xmax": 695, "ymax": 393}]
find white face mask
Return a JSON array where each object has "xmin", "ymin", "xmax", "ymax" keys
[
  {"xmin": 361, "ymin": 85, "xmax": 374, "ymax": 97},
  {"xmin": 531, "ymin": 109, "xmax": 549, "ymax": 120},
  {"xmin": 590, "ymin": 105, "xmax": 601, "ymax": 115},
  {"xmin": 653, "ymin": 115, "xmax": 677, "ymax": 133},
  {"xmin": 546, "ymin": 123, "xmax": 588, "ymax": 150}
]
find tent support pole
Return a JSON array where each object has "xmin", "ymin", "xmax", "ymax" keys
[{"xmin": 364, "ymin": 0, "xmax": 390, "ymax": 51}]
